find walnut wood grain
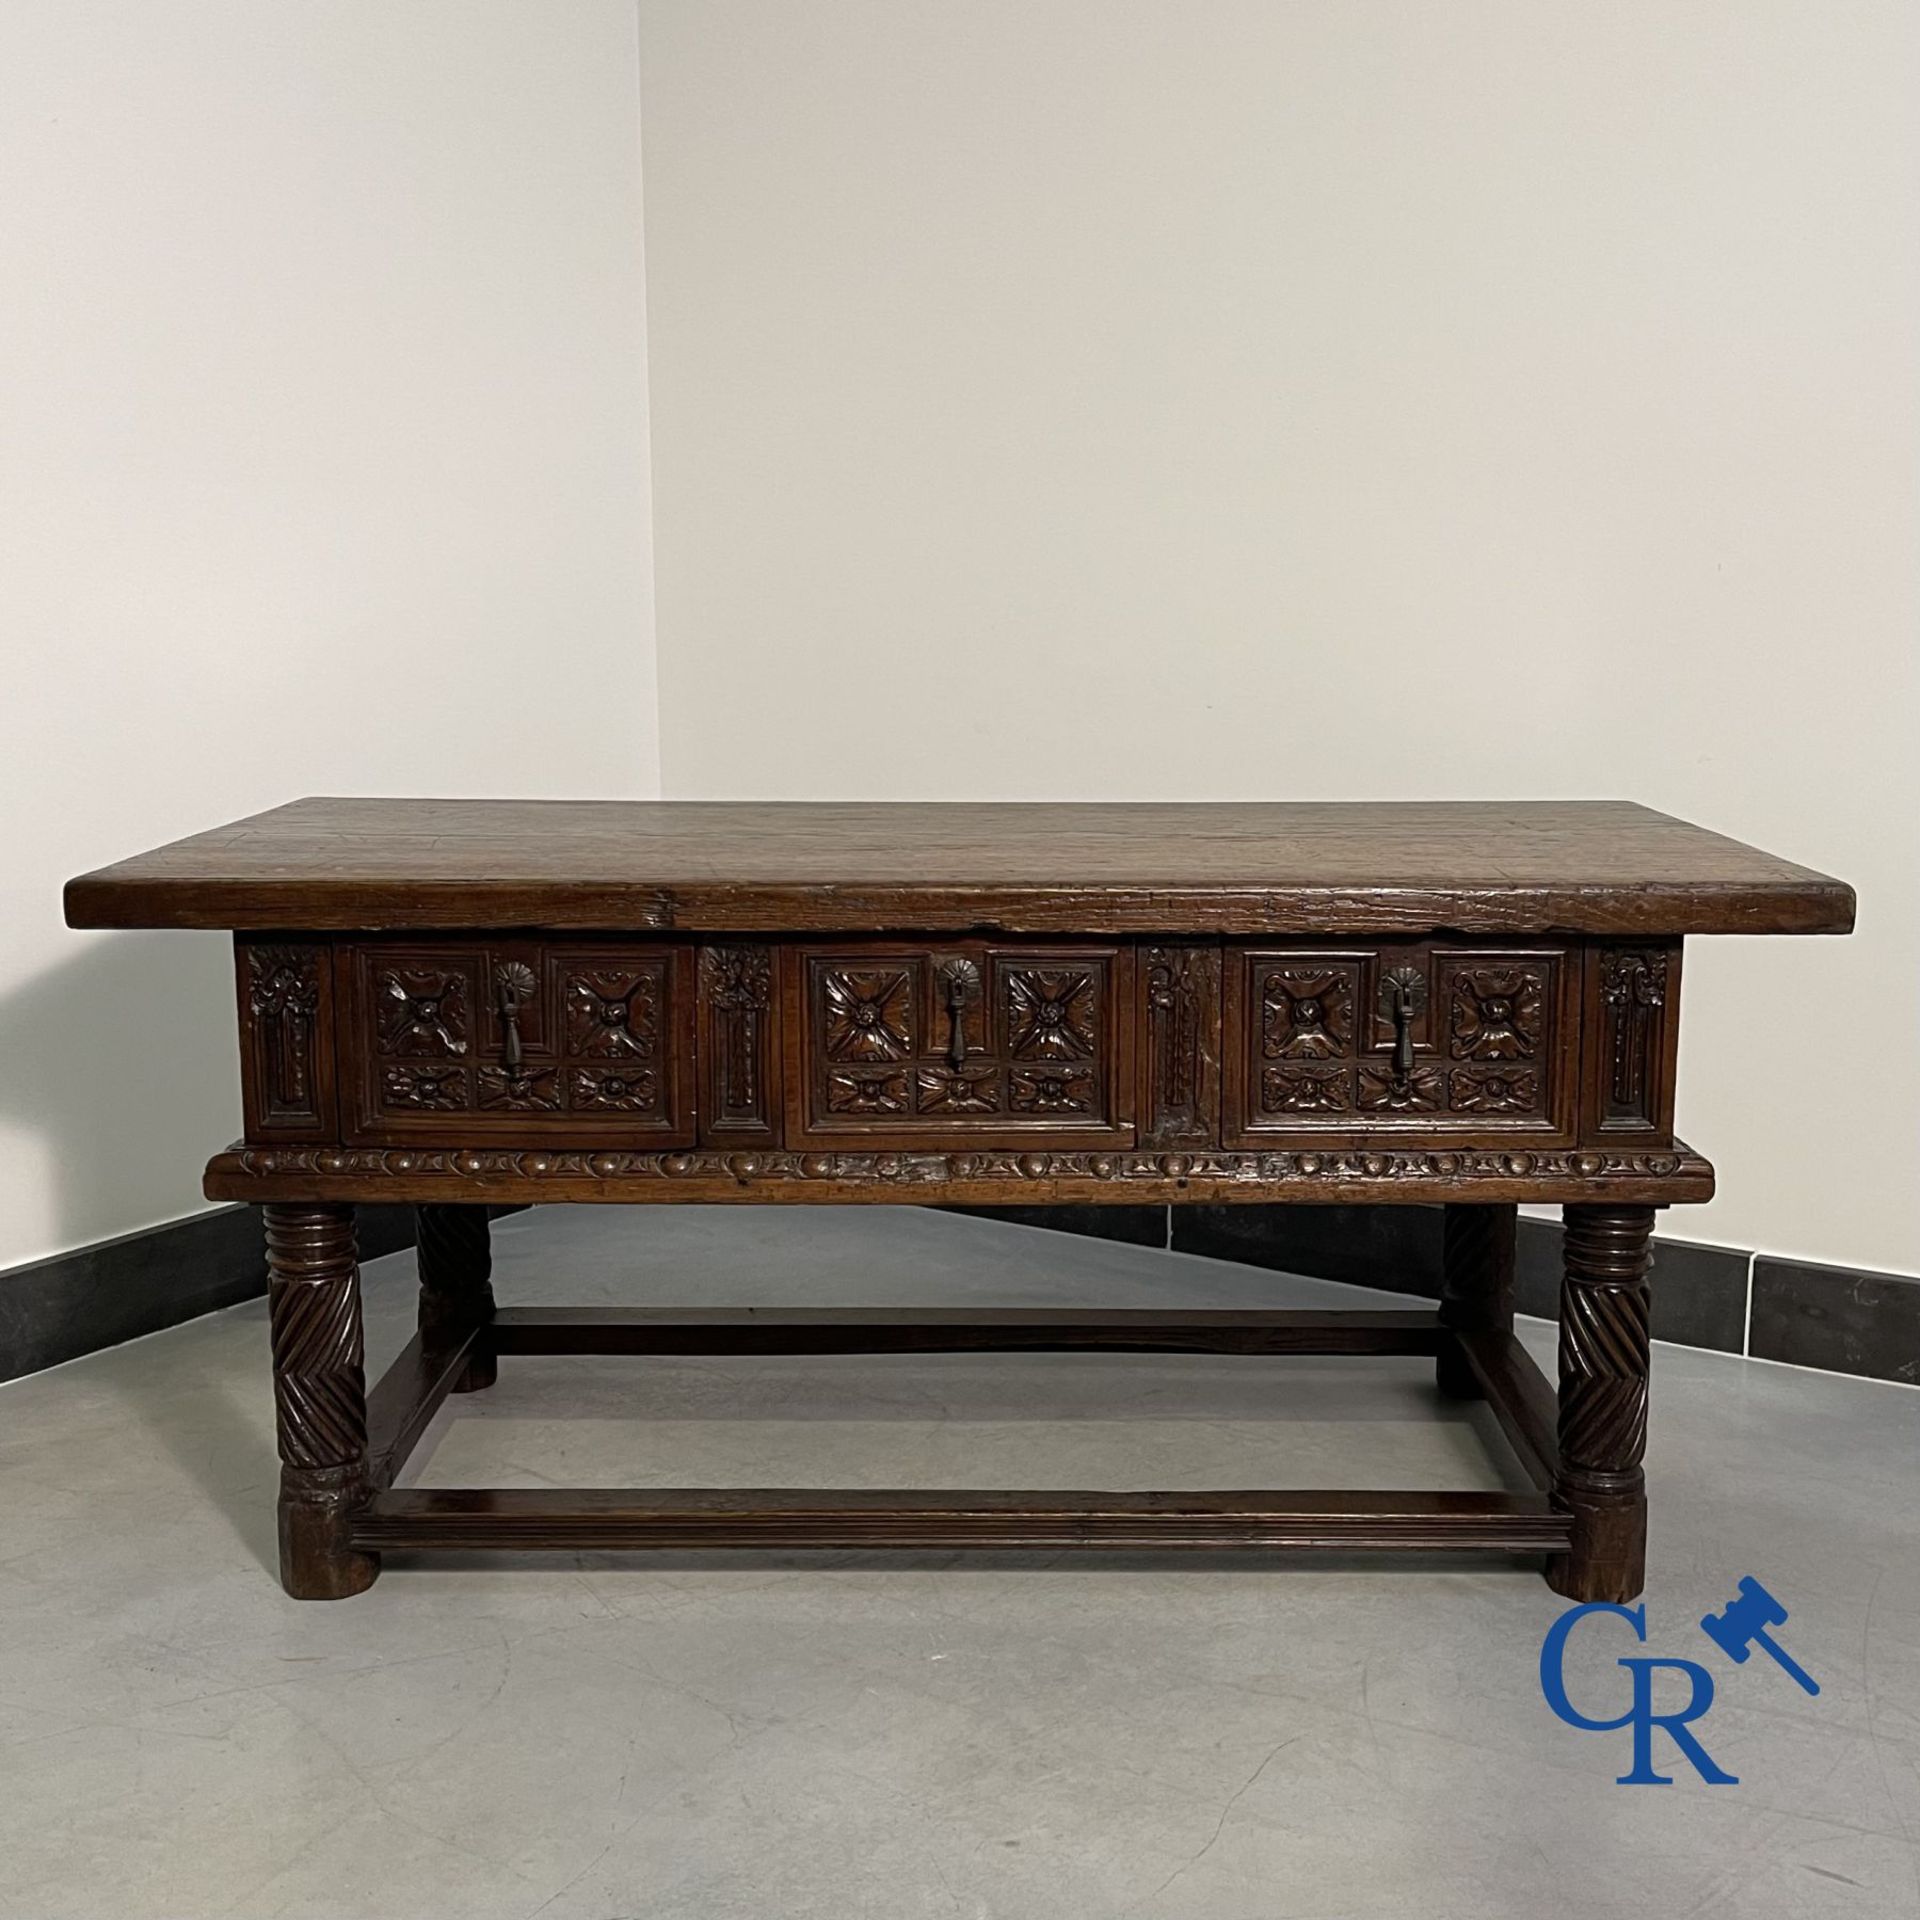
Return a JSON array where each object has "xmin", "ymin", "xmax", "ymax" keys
[
  {"xmin": 204, "ymin": 1141, "xmax": 1715, "ymax": 1206},
  {"xmin": 70, "ymin": 796, "xmax": 1851, "ymax": 1605},
  {"xmin": 413, "ymin": 1204, "xmax": 496, "ymax": 1393},
  {"xmin": 1453, "ymin": 1328, "xmax": 1558, "ymax": 1493},
  {"xmin": 1548, "ymin": 1204, "xmax": 1656, "ymax": 1603},
  {"xmin": 265, "ymin": 1203, "xmax": 377, "ymax": 1600},
  {"xmin": 482, "ymin": 1305, "xmax": 1446, "ymax": 1357},
  {"xmin": 1436, "ymin": 1203, "xmax": 1517, "ymax": 1398},
  {"xmin": 348, "ymin": 1486, "xmax": 1574, "ymax": 1555},
  {"xmin": 65, "ymin": 798, "xmax": 1854, "ymax": 936}
]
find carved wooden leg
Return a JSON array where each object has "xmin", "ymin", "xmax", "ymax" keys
[
  {"xmin": 415, "ymin": 1204, "xmax": 497, "ymax": 1392},
  {"xmin": 1546, "ymin": 1204, "xmax": 1654, "ymax": 1603},
  {"xmin": 266, "ymin": 1203, "xmax": 379, "ymax": 1600},
  {"xmin": 1435, "ymin": 1202, "xmax": 1516, "ymax": 1399}
]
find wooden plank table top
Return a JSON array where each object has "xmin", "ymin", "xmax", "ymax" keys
[{"xmin": 64, "ymin": 796, "xmax": 1853, "ymax": 936}]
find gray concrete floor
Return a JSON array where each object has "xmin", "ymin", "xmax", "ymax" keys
[{"xmin": 1, "ymin": 1207, "xmax": 1917, "ymax": 1920}]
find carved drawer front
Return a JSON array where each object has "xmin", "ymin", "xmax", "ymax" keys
[
  {"xmin": 787, "ymin": 943, "xmax": 1135, "ymax": 1146},
  {"xmin": 1222, "ymin": 942, "xmax": 1577, "ymax": 1146},
  {"xmin": 341, "ymin": 941, "xmax": 695, "ymax": 1144}
]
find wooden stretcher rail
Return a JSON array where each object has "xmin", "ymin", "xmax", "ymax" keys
[
  {"xmin": 350, "ymin": 1487, "xmax": 1575, "ymax": 1555},
  {"xmin": 481, "ymin": 1306, "xmax": 1445, "ymax": 1358},
  {"xmin": 363, "ymin": 1328, "xmax": 480, "ymax": 1493},
  {"xmin": 1455, "ymin": 1327, "xmax": 1561, "ymax": 1493}
]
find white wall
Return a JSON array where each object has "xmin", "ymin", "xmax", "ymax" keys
[
  {"xmin": 640, "ymin": 0, "xmax": 1919, "ymax": 1275},
  {"xmin": 0, "ymin": 1, "xmax": 659, "ymax": 1268}
]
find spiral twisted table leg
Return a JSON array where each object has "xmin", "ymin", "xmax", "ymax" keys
[
  {"xmin": 266, "ymin": 1203, "xmax": 378, "ymax": 1599},
  {"xmin": 416, "ymin": 1204, "xmax": 497, "ymax": 1392},
  {"xmin": 1436, "ymin": 1203, "xmax": 1516, "ymax": 1399},
  {"xmin": 1547, "ymin": 1203, "xmax": 1655, "ymax": 1601}
]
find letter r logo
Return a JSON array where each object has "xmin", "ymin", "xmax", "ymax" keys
[{"xmin": 1539, "ymin": 1603, "xmax": 1737, "ymax": 1785}]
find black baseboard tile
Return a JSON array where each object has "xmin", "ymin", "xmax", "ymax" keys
[
  {"xmin": 1154, "ymin": 1205, "xmax": 1746, "ymax": 1356},
  {"xmin": 1750, "ymin": 1256, "xmax": 1920, "ymax": 1387},
  {"xmin": 941, "ymin": 1204, "xmax": 1167, "ymax": 1248},
  {"xmin": 0, "ymin": 1202, "xmax": 419, "ymax": 1386},
  {"xmin": 1170, "ymin": 1205, "xmax": 1446, "ymax": 1297},
  {"xmin": 1513, "ymin": 1218, "xmax": 1749, "ymax": 1355}
]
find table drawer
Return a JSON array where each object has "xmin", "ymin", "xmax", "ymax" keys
[
  {"xmin": 1222, "ymin": 940, "xmax": 1579, "ymax": 1146},
  {"xmin": 785, "ymin": 942, "xmax": 1136, "ymax": 1147},
  {"xmin": 339, "ymin": 939, "xmax": 696, "ymax": 1144}
]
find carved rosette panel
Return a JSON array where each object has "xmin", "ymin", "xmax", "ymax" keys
[
  {"xmin": 795, "ymin": 948, "xmax": 1123, "ymax": 1140},
  {"xmin": 1227, "ymin": 945, "xmax": 1575, "ymax": 1144},
  {"xmin": 1142, "ymin": 947, "xmax": 1219, "ymax": 1146},
  {"xmin": 559, "ymin": 960, "xmax": 673, "ymax": 1122},
  {"xmin": 476, "ymin": 1066, "xmax": 561, "ymax": 1112},
  {"xmin": 570, "ymin": 1065, "xmax": 661, "ymax": 1113},
  {"xmin": 346, "ymin": 943, "xmax": 693, "ymax": 1140},
  {"xmin": 1005, "ymin": 969, "xmax": 1098, "ymax": 1061},
  {"xmin": 1447, "ymin": 1068, "xmax": 1540, "ymax": 1115},
  {"xmin": 265, "ymin": 1207, "xmax": 367, "ymax": 1475},
  {"xmin": 376, "ymin": 967, "xmax": 469, "ymax": 1058},
  {"xmin": 1357, "ymin": 1065, "xmax": 1443, "ymax": 1113},
  {"xmin": 1448, "ymin": 967, "xmax": 1544, "ymax": 1062},
  {"xmin": 700, "ymin": 946, "xmax": 774, "ymax": 1135},
  {"xmin": 1600, "ymin": 949, "xmax": 1670, "ymax": 1130},
  {"xmin": 565, "ymin": 968, "xmax": 660, "ymax": 1059},
  {"xmin": 1010, "ymin": 1067, "xmax": 1096, "ymax": 1115},
  {"xmin": 1261, "ymin": 1065, "xmax": 1349, "ymax": 1114},
  {"xmin": 1261, "ymin": 969, "xmax": 1355, "ymax": 1062},
  {"xmin": 822, "ymin": 969, "xmax": 913, "ymax": 1062},
  {"xmin": 381, "ymin": 1065, "xmax": 469, "ymax": 1111},
  {"xmin": 917, "ymin": 1068, "xmax": 1000, "ymax": 1114},
  {"xmin": 827, "ymin": 1068, "xmax": 910, "ymax": 1115},
  {"xmin": 244, "ymin": 943, "xmax": 328, "ymax": 1132}
]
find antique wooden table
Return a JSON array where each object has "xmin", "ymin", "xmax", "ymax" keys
[{"xmin": 66, "ymin": 799, "xmax": 1852, "ymax": 1603}]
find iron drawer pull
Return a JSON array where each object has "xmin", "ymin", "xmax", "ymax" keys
[
  {"xmin": 1381, "ymin": 966, "xmax": 1426, "ymax": 1079},
  {"xmin": 941, "ymin": 960, "xmax": 978, "ymax": 1074},
  {"xmin": 494, "ymin": 962, "xmax": 537, "ymax": 1073}
]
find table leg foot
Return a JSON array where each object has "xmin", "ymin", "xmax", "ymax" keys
[
  {"xmin": 1436, "ymin": 1204, "xmax": 1516, "ymax": 1400},
  {"xmin": 279, "ymin": 1464, "xmax": 379, "ymax": 1600},
  {"xmin": 1545, "ymin": 1203, "xmax": 1653, "ymax": 1603},
  {"xmin": 416, "ymin": 1204, "xmax": 497, "ymax": 1393},
  {"xmin": 267, "ymin": 1203, "xmax": 381, "ymax": 1600}
]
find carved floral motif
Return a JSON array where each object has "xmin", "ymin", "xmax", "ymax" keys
[
  {"xmin": 565, "ymin": 968, "xmax": 660, "ymax": 1059},
  {"xmin": 1005, "ymin": 969, "xmax": 1098, "ymax": 1061},
  {"xmin": 917, "ymin": 1068, "xmax": 1000, "ymax": 1114},
  {"xmin": 1357, "ymin": 1065, "xmax": 1443, "ymax": 1113},
  {"xmin": 822, "ymin": 969, "xmax": 913, "ymax": 1062},
  {"xmin": 1260, "ymin": 1065, "xmax": 1350, "ymax": 1114},
  {"xmin": 476, "ymin": 1066, "xmax": 560, "ymax": 1112},
  {"xmin": 1448, "ymin": 1068, "xmax": 1539, "ymax": 1115},
  {"xmin": 222, "ymin": 1144, "xmax": 1713, "ymax": 1195},
  {"xmin": 826, "ymin": 1068, "xmax": 910, "ymax": 1115},
  {"xmin": 247, "ymin": 946, "xmax": 322, "ymax": 1120},
  {"xmin": 380, "ymin": 1065, "xmax": 469, "ymax": 1111},
  {"xmin": 569, "ymin": 1065, "xmax": 661, "ymax": 1113},
  {"xmin": 376, "ymin": 968, "xmax": 468, "ymax": 1058},
  {"xmin": 1144, "ymin": 947, "xmax": 1213, "ymax": 1142},
  {"xmin": 1261, "ymin": 970, "xmax": 1353, "ymax": 1061},
  {"xmin": 703, "ymin": 946, "xmax": 772, "ymax": 1122},
  {"xmin": 1602, "ymin": 949, "xmax": 1669, "ymax": 1123},
  {"xmin": 1009, "ymin": 1067, "xmax": 1096, "ymax": 1114},
  {"xmin": 1449, "ymin": 968, "xmax": 1543, "ymax": 1062}
]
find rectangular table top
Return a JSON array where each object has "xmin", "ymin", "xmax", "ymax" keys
[{"xmin": 63, "ymin": 797, "xmax": 1853, "ymax": 937}]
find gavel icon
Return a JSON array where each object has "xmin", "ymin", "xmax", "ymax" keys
[{"xmin": 1699, "ymin": 1576, "xmax": 1820, "ymax": 1695}]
